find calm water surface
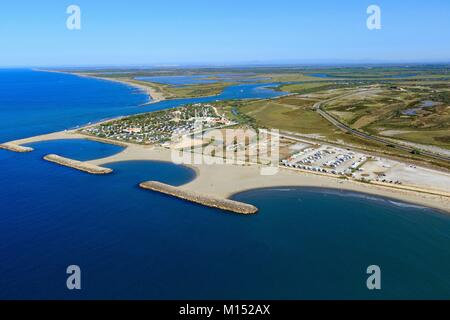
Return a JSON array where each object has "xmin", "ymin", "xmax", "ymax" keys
[{"xmin": 0, "ymin": 69, "xmax": 449, "ymax": 299}]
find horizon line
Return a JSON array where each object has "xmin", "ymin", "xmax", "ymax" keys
[{"xmin": 2, "ymin": 60, "xmax": 450, "ymax": 69}]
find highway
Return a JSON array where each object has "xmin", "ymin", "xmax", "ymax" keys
[{"xmin": 312, "ymin": 91, "xmax": 450, "ymax": 163}]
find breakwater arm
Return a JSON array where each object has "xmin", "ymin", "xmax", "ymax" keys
[
  {"xmin": 0, "ymin": 143, "xmax": 33, "ymax": 153},
  {"xmin": 139, "ymin": 181, "xmax": 258, "ymax": 215},
  {"xmin": 44, "ymin": 154, "xmax": 112, "ymax": 174}
]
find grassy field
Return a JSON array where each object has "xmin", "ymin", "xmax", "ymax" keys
[
  {"xmin": 121, "ymin": 77, "xmax": 235, "ymax": 100},
  {"xmin": 278, "ymin": 82, "xmax": 353, "ymax": 95},
  {"xmin": 392, "ymin": 130, "xmax": 450, "ymax": 148},
  {"xmin": 68, "ymin": 64, "xmax": 450, "ymax": 99},
  {"xmin": 237, "ymin": 97, "xmax": 337, "ymax": 135},
  {"xmin": 235, "ymin": 94, "xmax": 450, "ymax": 170},
  {"xmin": 321, "ymin": 85, "xmax": 450, "ymax": 150},
  {"xmin": 75, "ymin": 72, "xmax": 236, "ymax": 100},
  {"xmin": 65, "ymin": 65, "xmax": 450, "ymax": 163},
  {"xmin": 166, "ymin": 81, "xmax": 234, "ymax": 98}
]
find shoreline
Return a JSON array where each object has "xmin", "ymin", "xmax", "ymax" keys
[
  {"xmin": 89, "ymin": 141, "xmax": 450, "ymax": 214},
  {"xmin": 33, "ymin": 68, "xmax": 165, "ymax": 104},
  {"xmin": 0, "ymin": 142, "xmax": 33, "ymax": 153},
  {"xmin": 140, "ymin": 181, "xmax": 258, "ymax": 214},
  {"xmin": 34, "ymin": 68, "xmax": 291, "ymax": 105},
  {"xmin": 2, "ymin": 129, "xmax": 450, "ymax": 213},
  {"xmin": 86, "ymin": 76, "xmax": 166, "ymax": 104},
  {"xmin": 228, "ymin": 186, "xmax": 450, "ymax": 215},
  {"xmin": 3, "ymin": 70, "xmax": 449, "ymax": 214},
  {"xmin": 44, "ymin": 154, "xmax": 113, "ymax": 175}
]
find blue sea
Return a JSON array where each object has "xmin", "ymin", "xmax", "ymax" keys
[{"xmin": 1, "ymin": 69, "xmax": 450, "ymax": 299}]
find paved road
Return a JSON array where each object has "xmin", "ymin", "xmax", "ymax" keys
[{"xmin": 312, "ymin": 90, "xmax": 450, "ymax": 163}]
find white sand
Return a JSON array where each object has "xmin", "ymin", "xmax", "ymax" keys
[
  {"xmin": 35, "ymin": 69, "xmax": 165, "ymax": 104},
  {"xmin": 5, "ymin": 129, "xmax": 450, "ymax": 213},
  {"xmin": 89, "ymin": 142, "xmax": 450, "ymax": 213}
]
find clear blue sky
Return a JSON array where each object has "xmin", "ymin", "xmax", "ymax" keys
[{"xmin": 0, "ymin": 0, "xmax": 449, "ymax": 67}]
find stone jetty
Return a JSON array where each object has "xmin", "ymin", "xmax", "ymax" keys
[
  {"xmin": 139, "ymin": 181, "xmax": 258, "ymax": 215},
  {"xmin": 0, "ymin": 143, "xmax": 33, "ymax": 153},
  {"xmin": 44, "ymin": 154, "xmax": 113, "ymax": 174}
]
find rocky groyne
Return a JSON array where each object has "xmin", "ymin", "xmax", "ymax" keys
[
  {"xmin": 139, "ymin": 181, "xmax": 258, "ymax": 215},
  {"xmin": 44, "ymin": 154, "xmax": 113, "ymax": 174},
  {"xmin": 0, "ymin": 143, "xmax": 33, "ymax": 153}
]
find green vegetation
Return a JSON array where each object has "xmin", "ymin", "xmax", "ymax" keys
[
  {"xmin": 122, "ymin": 78, "xmax": 234, "ymax": 100},
  {"xmin": 237, "ymin": 97, "xmax": 337, "ymax": 136},
  {"xmin": 80, "ymin": 103, "xmax": 229, "ymax": 145},
  {"xmin": 278, "ymin": 82, "xmax": 354, "ymax": 95},
  {"xmin": 63, "ymin": 65, "xmax": 450, "ymax": 169},
  {"xmin": 236, "ymin": 94, "xmax": 450, "ymax": 170},
  {"xmin": 322, "ymin": 85, "xmax": 450, "ymax": 150}
]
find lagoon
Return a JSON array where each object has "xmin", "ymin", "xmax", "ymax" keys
[
  {"xmin": 135, "ymin": 74, "xmax": 270, "ymax": 87},
  {"xmin": 0, "ymin": 70, "xmax": 284, "ymax": 143}
]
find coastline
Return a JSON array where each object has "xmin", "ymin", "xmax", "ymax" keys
[
  {"xmin": 44, "ymin": 154, "xmax": 113, "ymax": 174},
  {"xmin": 88, "ymin": 138, "xmax": 450, "ymax": 214},
  {"xmin": 140, "ymin": 181, "xmax": 258, "ymax": 214},
  {"xmin": 33, "ymin": 68, "xmax": 165, "ymax": 104},
  {"xmin": 34, "ymin": 69, "xmax": 289, "ymax": 105},
  {"xmin": 86, "ymin": 76, "xmax": 166, "ymax": 104},
  {"xmin": 2, "ymin": 70, "xmax": 449, "ymax": 214},
  {"xmin": 229, "ymin": 186, "xmax": 448, "ymax": 214},
  {"xmin": 2, "ymin": 129, "xmax": 450, "ymax": 213}
]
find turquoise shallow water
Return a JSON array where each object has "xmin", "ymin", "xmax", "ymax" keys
[{"xmin": 0, "ymin": 69, "xmax": 450, "ymax": 299}]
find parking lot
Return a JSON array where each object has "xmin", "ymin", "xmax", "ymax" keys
[{"xmin": 281, "ymin": 145, "xmax": 369, "ymax": 176}]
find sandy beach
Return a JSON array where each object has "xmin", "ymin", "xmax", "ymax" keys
[
  {"xmin": 34, "ymin": 69, "xmax": 165, "ymax": 104},
  {"xmin": 87, "ymin": 76, "xmax": 166, "ymax": 104},
  {"xmin": 4, "ymin": 128, "xmax": 450, "ymax": 214},
  {"xmin": 91, "ymin": 142, "xmax": 450, "ymax": 213}
]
